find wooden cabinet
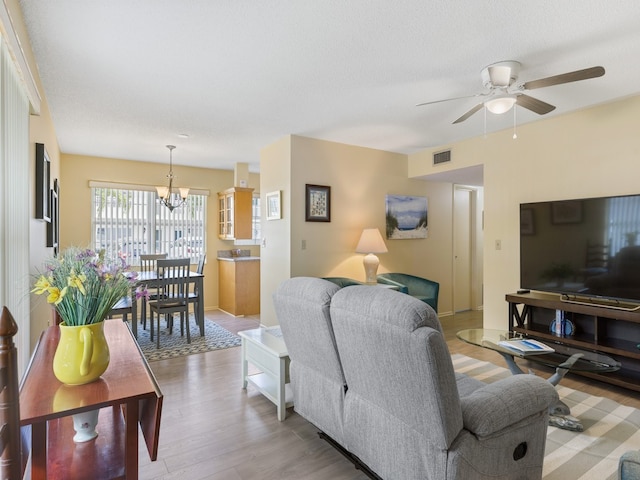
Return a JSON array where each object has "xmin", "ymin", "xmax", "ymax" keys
[
  {"xmin": 218, "ymin": 187, "xmax": 254, "ymax": 240},
  {"xmin": 506, "ymin": 291, "xmax": 640, "ymax": 392},
  {"xmin": 218, "ymin": 258, "xmax": 260, "ymax": 315}
]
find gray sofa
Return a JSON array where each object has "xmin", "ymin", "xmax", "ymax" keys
[{"xmin": 274, "ymin": 277, "xmax": 559, "ymax": 480}]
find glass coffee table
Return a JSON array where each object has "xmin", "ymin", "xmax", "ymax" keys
[{"xmin": 456, "ymin": 328, "xmax": 621, "ymax": 431}]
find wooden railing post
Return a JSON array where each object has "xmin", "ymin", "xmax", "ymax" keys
[{"xmin": 0, "ymin": 307, "xmax": 20, "ymax": 480}]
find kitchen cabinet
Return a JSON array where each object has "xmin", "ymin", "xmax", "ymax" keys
[
  {"xmin": 218, "ymin": 257, "xmax": 260, "ymax": 315},
  {"xmin": 218, "ymin": 187, "xmax": 254, "ymax": 240}
]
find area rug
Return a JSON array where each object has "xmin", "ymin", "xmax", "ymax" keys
[
  {"xmin": 452, "ymin": 354, "xmax": 640, "ymax": 480},
  {"xmin": 135, "ymin": 315, "xmax": 241, "ymax": 362}
]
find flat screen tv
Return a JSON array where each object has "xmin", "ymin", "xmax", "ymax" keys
[{"xmin": 520, "ymin": 193, "xmax": 640, "ymax": 306}]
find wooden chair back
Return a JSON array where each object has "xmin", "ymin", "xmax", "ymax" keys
[
  {"xmin": 140, "ymin": 253, "xmax": 168, "ymax": 273},
  {"xmin": 155, "ymin": 258, "xmax": 190, "ymax": 307},
  {"xmin": 196, "ymin": 254, "xmax": 206, "ymax": 275}
]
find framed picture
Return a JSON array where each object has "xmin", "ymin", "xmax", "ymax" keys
[
  {"xmin": 305, "ymin": 184, "xmax": 331, "ymax": 222},
  {"xmin": 266, "ymin": 190, "xmax": 282, "ymax": 220},
  {"xmin": 551, "ymin": 200, "xmax": 582, "ymax": 224},
  {"xmin": 35, "ymin": 143, "xmax": 51, "ymax": 222},
  {"xmin": 385, "ymin": 194, "xmax": 428, "ymax": 239},
  {"xmin": 47, "ymin": 179, "xmax": 60, "ymax": 254},
  {"xmin": 520, "ymin": 208, "xmax": 535, "ymax": 235}
]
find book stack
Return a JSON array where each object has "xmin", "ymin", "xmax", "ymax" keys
[{"xmin": 498, "ymin": 338, "xmax": 555, "ymax": 355}]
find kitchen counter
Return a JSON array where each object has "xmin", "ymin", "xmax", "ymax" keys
[{"xmin": 217, "ymin": 256, "xmax": 260, "ymax": 262}]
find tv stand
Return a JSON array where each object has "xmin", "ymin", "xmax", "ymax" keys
[
  {"xmin": 559, "ymin": 294, "xmax": 640, "ymax": 312},
  {"xmin": 506, "ymin": 291, "xmax": 640, "ymax": 392}
]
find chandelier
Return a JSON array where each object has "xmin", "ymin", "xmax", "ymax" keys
[{"xmin": 156, "ymin": 145, "xmax": 189, "ymax": 211}]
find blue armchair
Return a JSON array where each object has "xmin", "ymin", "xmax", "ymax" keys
[
  {"xmin": 377, "ymin": 273, "xmax": 439, "ymax": 312},
  {"xmin": 322, "ymin": 277, "xmax": 364, "ymax": 288}
]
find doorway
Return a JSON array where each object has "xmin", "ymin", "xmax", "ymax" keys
[{"xmin": 453, "ymin": 185, "xmax": 483, "ymax": 312}]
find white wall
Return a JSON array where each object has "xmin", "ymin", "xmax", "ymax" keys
[{"xmin": 409, "ymin": 95, "xmax": 640, "ymax": 329}]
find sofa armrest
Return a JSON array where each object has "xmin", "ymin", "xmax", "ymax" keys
[
  {"xmin": 619, "ymin": 450, "xmax": 640, "ymax": 480},
  {"xmin": 459, "ymin": 374, "xmax": 558, "ymax": 437},
  {"xmin": 376, "ymin": 276, "xmax": 408, "ymax": 294}
]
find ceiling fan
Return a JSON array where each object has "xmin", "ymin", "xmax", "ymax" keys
[{"xmin": 417, "ymin": 61, "xmax": 605, "ymax": 124}]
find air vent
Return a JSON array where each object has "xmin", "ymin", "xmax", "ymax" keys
[{"xmin": 433, "ymin": 150, "xmax": 451, "ymax": 165}]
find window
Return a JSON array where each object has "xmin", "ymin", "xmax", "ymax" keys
[{"xmin": 91, "ymin": 186, "xmax": 207, "ymax": 265}]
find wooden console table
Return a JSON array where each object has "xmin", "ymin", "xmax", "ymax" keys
[{"xmin": 20, "ymin": 319, "xmax": 163, "ymax": 479}]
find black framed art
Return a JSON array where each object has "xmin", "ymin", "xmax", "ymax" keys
[
  {"xmin": 47, "ymin": 179, "xmax": 60, "ymax": 255},
  {"xmin": 305, "ymin": 184, "xmax": 331, "ymax": 222},
  {"xmin": 35, "ymin": 143, "xmax": 51, "ymax": 222}
]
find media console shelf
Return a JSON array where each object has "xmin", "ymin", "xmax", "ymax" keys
[{"xmin": 506, "ymin": 291, "xmax": 640, "ymax": 392}]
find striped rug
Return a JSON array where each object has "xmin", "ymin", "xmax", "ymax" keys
[
  {"xmin": 452, "ymin": 354, "xmax": 640, "ymax": 480},
  {"xmin": 134, "ymin": 316, "xmax": 241, "ymax": 362}
]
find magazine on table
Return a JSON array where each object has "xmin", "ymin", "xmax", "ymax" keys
[{"xmin": 498, "ymin": 338, "xmax": 555, "ymax": 354}]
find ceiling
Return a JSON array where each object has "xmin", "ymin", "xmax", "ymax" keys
[{"xmin": 17, "ymin": 1, "xmax": 640, "ymax": 178}]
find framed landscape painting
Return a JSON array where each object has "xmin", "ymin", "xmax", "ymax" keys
[{"xmin": 385, "ymin": 194, "xmax": 428, "ymax": 239}]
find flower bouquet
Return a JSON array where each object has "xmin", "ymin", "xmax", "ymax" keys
[{"xmin": 32, "ymin": 247, "xmax": 135, "ymax": 326}]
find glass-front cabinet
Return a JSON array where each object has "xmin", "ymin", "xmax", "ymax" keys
[{"xmin": 218, "ymin": 187, "xmax": 254, "ymax": 240}]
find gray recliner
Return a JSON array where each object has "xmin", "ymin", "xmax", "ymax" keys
[
  {"xmin": 274, "ymin": 277, "xmax": 559, "ymax": 480},
  {"xmin": 273, "ymin": 277, "xmax": 347, "ymax": 446}
]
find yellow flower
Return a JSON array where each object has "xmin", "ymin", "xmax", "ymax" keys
[
  {"xmin": 31, "ymin": 276, "xmax": 52, "ymax": 295},
  {"xmin": 47, "ymin": 286, "xmax": 67, "ymax": 305},
  {"xmin": 68, "ymin": 270, "xmax": 87, "ymax": 295}
]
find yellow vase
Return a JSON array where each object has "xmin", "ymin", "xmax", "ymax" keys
[{"xmin": 53, "ymin": 321, "xmax": 110, "ymax": 385}]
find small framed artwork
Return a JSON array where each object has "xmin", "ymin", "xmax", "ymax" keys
[
  {"xmin": 305, "ymin": 184, "xmax": 331, "ymax": 222},
  {"xmin": 35, "ymin": 143, "xmax": 51, "ymax": 222},
  {"xmin": 266, "ymin": 190, "xmax": 282, "ymax": 220},
  {"xmin": 551, "ymin": 200, "xmax": 582, "ymax": 224},
  {"xmin": 520, "ymin": 208, "xmax": 535, "ymax": 235}
]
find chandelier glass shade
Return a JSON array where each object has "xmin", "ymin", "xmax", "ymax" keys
[{"xmin": 156, "ymin": 145, "xmax": 189, "ymax": 211}]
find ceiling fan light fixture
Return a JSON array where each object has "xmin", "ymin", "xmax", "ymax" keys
[{"xmin": 485, "ymin": 95, "xmax": 517, "ymax": 114}]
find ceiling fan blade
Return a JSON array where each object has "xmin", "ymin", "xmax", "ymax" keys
[
  {"xmin": 523, "ymin": 66, "xmax": 605, "ymax": 90},
  {"xmin": 516, "ymin": 94, "xmax": 556, "ymax": 115},
  {"xmin": 453, "ymin": 103, "xmax": 483, "ymax": 124},
  {"xmin": 416, "ymin": 93, "xmax": 483, "ymax": 107}
]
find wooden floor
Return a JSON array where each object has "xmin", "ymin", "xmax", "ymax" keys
[{"xmin": 138, "ymin": 309, "xmax": 640, "ymax": 479}]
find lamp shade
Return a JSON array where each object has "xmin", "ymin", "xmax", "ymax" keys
[
  {"xmin": 355, "ymin": 228, "xmax": 388, "ymax": 254},
  {"xmin": 156, "ymin": 186, "xmax": 169, "ymax": 198}
]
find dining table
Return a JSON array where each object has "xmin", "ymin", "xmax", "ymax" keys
[{"xmin": 130, "ymin": 270, "xmax": 204, "ymax": 339}]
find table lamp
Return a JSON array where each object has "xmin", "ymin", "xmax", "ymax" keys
[{"xmin": 355, "ymin": 228, "xmax": 388, "ymax": 284}]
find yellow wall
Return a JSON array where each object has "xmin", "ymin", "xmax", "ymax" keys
[
  {"xmin": 60, "ymin": 153, "xmax": 260, "ymax": 311},
  {"xmin": 259, "ymin": 135, "xmax": 458, "ymax": 325},
  {"xmin": 409, "ymin": 95, "xmax": 640, "ymax": 329}
]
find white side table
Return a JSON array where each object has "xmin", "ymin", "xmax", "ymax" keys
[{"xmin": 239, "ymin": 327, "xmax": 293, "ymax": 421}]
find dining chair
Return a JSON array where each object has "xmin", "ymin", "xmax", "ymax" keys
[
  {"xmin": 187, "ymin": 254, "xmax": 206, "ymax": 331},
  {"xmin": 148, "ymin": 258, "xmax": 191, "ymax": 348},
  {"xmin": 139, "ymin": 253, "xmax": 168, "ymax": 329},
  {"xmin": 107, "ymin": 296, "xmax": 133, "ymax": 322}
]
